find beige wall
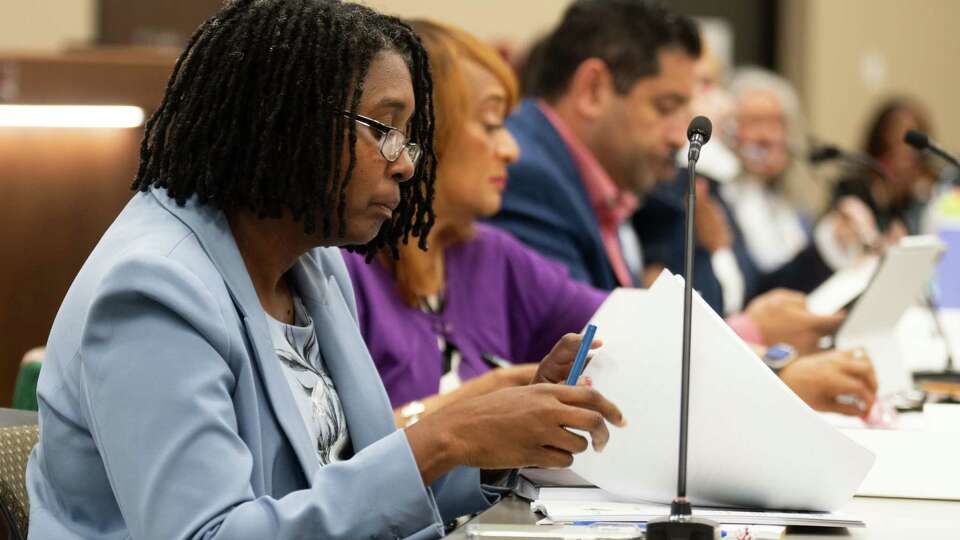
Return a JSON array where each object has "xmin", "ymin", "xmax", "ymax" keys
[
  {"xmin": 0, "ymin": 0, "xmax": 567, "ymax": 56},
  {"xmin": 363, "ymin": 0, "xmax": 572, "ymax": 45},
  {"xmin": 0, "ymin": 0, "xmax": 95, "ymax": 51},
  {"xmin": 780, "ymin": 0, "xmax": 960, "ymax": 153}
]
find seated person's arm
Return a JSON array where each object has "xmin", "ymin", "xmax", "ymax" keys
[
  {"xmin": 392, "ymin": 364, "xmax": 537, "ymax": 427},
  {"xmin": 777, "ymin": 349, "xmax": 878, "ymax": 416}
]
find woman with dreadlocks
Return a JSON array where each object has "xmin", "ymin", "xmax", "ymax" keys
[{"xmin": 27, "ymin": 1, "xmax": 624, "ymax": 539}]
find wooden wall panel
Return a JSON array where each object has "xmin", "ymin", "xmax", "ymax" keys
[
  {"xmin": 0, "ymin": 52, "xmax": 173, "ymax": 405},
  {"xmin": 98, "ymin": 0, "xmax": 222, "ymax": 47},
  {"xmin": 0, "ymin": 129, "xmax": 140, "ymax": 404}
]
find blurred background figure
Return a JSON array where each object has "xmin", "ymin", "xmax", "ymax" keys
[
  {"xmin": 634, "ymin": 39, "xmax": 742, "ymax": 315},
  {"xmin": 720, "ymin": 67, "xmax": 881, "ymax": 306},
  {"xmin": 834, "ymin": 98, "xmax": 938, "ymax": 240}
]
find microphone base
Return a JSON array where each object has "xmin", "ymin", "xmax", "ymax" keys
[{"xmin": 646, "ymin": 515, "xmax": 718, "ymax": 540}]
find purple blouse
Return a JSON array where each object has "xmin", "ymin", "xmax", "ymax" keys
[{"xmin": 342, "ymin": 224, "xmax": 609, "ymax": 408}]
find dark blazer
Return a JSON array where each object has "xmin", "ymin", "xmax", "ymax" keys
[
  {"xmin": 487, "ymin": 99, "xmax": 620, "ymax": 290},
  {"xmin": 718, "ymin": 189, "xmax": 834, "ymax": 303},
  {"xmin": 632, "ymin": 169, "xmax": 725, "ymax": 313}
]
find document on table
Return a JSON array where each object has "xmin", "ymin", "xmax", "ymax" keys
[
  {"xmin": 531, "ymin": 499, "xmax": 864, "ymax": 528},
  {"xmin": 569, "ymin": 272, "xmax": 875, "ymax": 511},
  {"xmin": 515, "ymin": 469, "xmax": 615, "ymax": 502}
]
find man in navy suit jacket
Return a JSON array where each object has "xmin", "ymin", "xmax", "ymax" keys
[
  {"xmin": 489, "ymin": 1, "xmax": 700, "ymax": 290},
  {"xmin": 495, "ymin": 100, "xmax": 623, "ymax": 289},
  {"xmin": 486, "ymin": 0, "xmax": 881, "ymax": 416}
]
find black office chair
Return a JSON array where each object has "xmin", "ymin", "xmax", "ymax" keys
[{"xmin": 0, "ymin": 410, "xmax": 39, "ymax": 540}]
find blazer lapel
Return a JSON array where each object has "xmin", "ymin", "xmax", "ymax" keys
[
  {"xmin": 150, "ymin": 189, "xmax": 320, "ymax": 482},
  {"xmin": 291, "ymin": 255, "xmax": 397, "ymax": 451}
]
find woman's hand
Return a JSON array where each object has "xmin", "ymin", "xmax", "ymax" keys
[
  {"xmin": 392, "ymin": 364, "xmax": 538, "ymax": 427},
  {"xmin": 396, "ymin": 330, "xmax": 603, "ymax": 431},
  {"xmin": 405, "ymin": 383, "xmax": 626, "ymax": 484},
  {"xmin": 531, "ymin": 333, "xmax": 603, "ymax": 384}
]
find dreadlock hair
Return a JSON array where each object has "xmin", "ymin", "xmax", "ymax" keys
[{"xmin": 131, "ymin": 0, "xmax": 437, "ymax": 258}]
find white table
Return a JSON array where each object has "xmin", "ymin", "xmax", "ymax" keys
[{"xmin": 449, "ymin": 494, "xmax": 960, "ymax": 539}]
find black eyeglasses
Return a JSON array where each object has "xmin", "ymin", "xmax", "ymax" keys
[{"xmin": 342, "ymin": 112, "xmax": 422, "ymax": 168}]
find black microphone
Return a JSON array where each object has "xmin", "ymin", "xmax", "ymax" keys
[
  {"xmin": 905, "ymin": 129, "xmax": 960, "ymax": 169},
  {"xmin": 686, "ymin": 115, "xmax": 712, "ymax": 163},
  {"xmin": 808, "ymin": 144, "xmax": 843, "ymax": 164},
  {"xmin": 647, "ymin": 117, "xmax": 718, "ymax": 540},
  {"xmin": 809, "ymin": 143, "xmax": 890, "ymax": 181}
]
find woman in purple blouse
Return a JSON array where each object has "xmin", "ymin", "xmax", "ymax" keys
[{"xmin": 343, "ymin": 20, "xmax": 607, "ymax": 426}]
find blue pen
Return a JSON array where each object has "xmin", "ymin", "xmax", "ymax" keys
[
  {"xmin": 572, "ymin": 521, "xmax": 645, "ymax": 528},
  {"xmin": 565, "ymin": 324, "xmax": 598, "ymax": 385}
]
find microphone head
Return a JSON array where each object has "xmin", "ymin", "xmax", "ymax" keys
[
  {"xmin": 809, "ymin": 145, "xmax": 843, "ymax": 164},
  {"xmin": 904, "ymin": 129, "xmax": 929, "ymax": 150},
  {"xmin": 687, "ymin": 116, "xmax": 712, "ymax": 144}
]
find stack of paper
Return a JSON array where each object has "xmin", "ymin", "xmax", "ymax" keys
[
  {"xmin": 515, "ymin": 469, "xmax": 612, "ymax": 502},
  {"xmin": 570, "ymin": 271, "xmax": 875, "ymax": 511},
  {"xmin": 532, "ymin": 500, "xmax": 864, "ymax": 528}
]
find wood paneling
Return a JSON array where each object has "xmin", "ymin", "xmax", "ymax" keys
[
  {"xmin": 0, "ymin": 51, "xmax": 174, "ymax": 405},
  {"xmin": 98, "ymin": 0, "xmax": 222, "ymax": 47},
  {"xmin": 1, "ymin": 49, "xmax": 175, "ymax": 107}
]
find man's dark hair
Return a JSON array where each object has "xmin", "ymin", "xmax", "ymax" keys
[
  {"xmin": 526, "ymin": 0, "xmax": 701, "ymax": 100},
  {"xmin": 131, "ymin": 0, "xmax": 437, "ymax": 258}
]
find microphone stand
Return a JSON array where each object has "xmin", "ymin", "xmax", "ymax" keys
[
  {"xmin": 913, "ymin": 287, "xmax": 960, "ymax": 385},
  {"xmin": 905, "ymin": 130, "xmax": 960, "ymax": 385},
  {"xmin": 647, "ymin": 119, "xmax": 718, "ymax": 540}
]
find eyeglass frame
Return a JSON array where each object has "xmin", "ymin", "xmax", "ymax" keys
[{"xmin": 341, "ymin": 111, "xmax": 422, "ymax": 167}]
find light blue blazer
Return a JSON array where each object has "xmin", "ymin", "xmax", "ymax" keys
[{"xmin": 27, "ymin": 188, "xmax": 496, "ymax": 539}]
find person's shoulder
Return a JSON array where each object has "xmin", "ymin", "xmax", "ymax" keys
[
  {"xmin": 508, "ymin": 149, "xmax": 562, "ymax": 185},
  {"xmin": 305, "ymin": 247, "xmax": 365, "ymax": 290},
  {"xmin": 90, "ymin": 193, "xmax": 221, "ymax": 289},
  {"xmin": 333, "ymin": 247, "xmax": 386, "ymax": 286},
  {"xmin": 470, "ymin": 223, "xmax": 567, "ymax": 273},
  {"xmin": 471, "ymin": 223, "xmax": 530, "ymax": 254},
  {"xmin": 504, "ymin": 98, "xmax": 546, "ymax": 133},
  {"xmin": 335, "ymin": 247, "xmax": 364, "ymax": 275},
  {"xmin": 506, "ymin": 102, "xmax": 561, "ymax": 167},
  {"xmin": 449, "ymin": 225, "xmax": 544, "ymax": 277},
  {"xmin": 66, "ymin": 193, "xmax": 241, "ymax": 348}
]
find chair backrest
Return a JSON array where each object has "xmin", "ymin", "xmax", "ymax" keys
[{"xmin": 0, "ymin": 419, "xmax": 39, "ymax": 540}]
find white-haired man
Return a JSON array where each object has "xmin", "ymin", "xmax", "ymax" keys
[{"xmin": 720, "ymin": 67, "xmax": 880, "ymax": 308}]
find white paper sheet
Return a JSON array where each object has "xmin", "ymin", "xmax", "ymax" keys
[
  {"xmin": 569, "ymin": 272, "xmax": 875, "ymax": 511},
  {"xmin": 531, "ymin": 499, "xmax": 864, "ymax": 527}
]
